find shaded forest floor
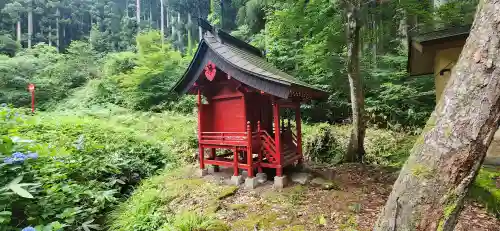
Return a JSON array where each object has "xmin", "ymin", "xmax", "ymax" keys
[{"xmin": 164, "ymin": 164, "xmax": 499, "ymax": 231}]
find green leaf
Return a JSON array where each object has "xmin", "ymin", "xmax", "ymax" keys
[
  {"xmin": 0, "ymin": 211, "xmax": 11, "ymax": 216},
  {"xmin": 9, "ymin": 184, "xmax": 34, "ymax": 198},
  {"xmin": 317, "ymin": 214, "xmax": 326, "ymax": 226},
  {"xmin": 9, "ymin": 175, "xmax": 23, "ymax": 185},
  {"xmin": 82, "ymin": 220, "xmax": 101, "ymax": 231}
]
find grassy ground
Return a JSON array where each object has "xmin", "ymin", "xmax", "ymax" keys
[
  {"xmin": 110, "ymin": 164, "xmax": 500, "ymax": 231},
  {"xmin": 469, "ymin": 166, "xmax": 500, "ymax": 217}
]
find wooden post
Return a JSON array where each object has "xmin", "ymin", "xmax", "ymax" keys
[
  {"xmin": 233, "ymin": 148, "xmax": 239, "ymax": 176},
  {"xmin": 295, "ymin": 103, "xmax": 303, "ymax": 163},
  {"xmin": 210, "ymin": 148, "xmax": 219, "ymax": 172},
  {"xmin": 273, "ymin": 100, "xmax": 282, "ymax": 176},
  {"xmin": 281, "ymin": 115, "xmax": 284, "ymax": 133},
  {"xmin": 197, "ymin": 89, "xmax": 205, "ymax": 169},
  {"xmin": 257, "ymin": 121, "xmax": 263, "ymax": 173},
  {"xmin": 246, "ymin": 121, "xmax": 254, "ymax": 178},
  {"xmin": 210, "ymin": 148, "xmax": 216, "ymax": 159}
]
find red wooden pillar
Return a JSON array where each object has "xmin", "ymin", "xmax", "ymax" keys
[
  {"xmin": 233, "ymin": 148, "xmax": 239, "ymax": 176},
  {"xmin": 197, "ymin": 89, "xmax": 205, "ymax": 169},
  {"xmin": 295, "ymin": 103, "xmax": 303, "ymax": 163},
  {"xmin": 257, "ymin": 121, "xmax": 263, "ymax": 173},
  {"xmin": 210, "ymin": 148, "xmax": 216, "ymax": 159},
  {"xmin": 246, "ymin": 121, "xmax": 254, "ymax": 178},
  {"xmin": 273, "ymin": 100, "xmax": 282, "ymax": 176},
  {"xmin": 210, "ymin": 148, "xmax": 219, "ymax": 172}
]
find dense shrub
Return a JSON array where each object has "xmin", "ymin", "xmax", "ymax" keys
[
  {"xmin": 0, "ymin": 105, "xmax": 197, "ymax": 230},
  {"xmin": 469, "ymin": 167, "xmax": 500, "ymax": 218},
  {"xmin": 109, "ymin": 167, "xmax": 231, "ymax": 231},
  {"xmin": 303, "ymin": 123, "xmax": 416, "ymax": 167},
  {"xmin": 97, "ymin": 31, "xmax": 192, "ymax": 112},
  {"xmin": 0, "ymin": 42, "xmax": 99, "ymax": 109},
  {"xmin": 0, "ymin": 35, "xmax": 20, "ymax": 57}
]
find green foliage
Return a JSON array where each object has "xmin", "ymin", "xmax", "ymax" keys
[
  {"xmin": 98, "ymin": 31, "xmax": 192, "ymax": 111},
  {"xmin": 109, "ymin": 167, "xmax": 231, "ymax": 231},
  {"xmin": 0, "ymin": 34, "xmax": 19, "ymax": 57},
  {"xmin": 0, "ymin": 105, "xmax": 197, "ymax": 230},
  {"xmin": 303, "ymin": 123, "xmax": 346, "ymax": 164},
  {"xmin": 303, "ymin": 123, "xmax": 416, "ymax": 167},
  {"xmin": 0, "ymin": 42, "xmax": 98, "ymax": 109},
  {"xmin": 365, "ymin": 54, "xmax": 435, "ymax": 129},
  {"xmin": 469, "ymin": 167, "xmax": 500, "ymax": 218}
]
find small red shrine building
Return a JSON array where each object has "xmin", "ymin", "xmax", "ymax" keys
[{"xmin": 173, "ymin": 22, "xmax": 326, "ymax": 188}]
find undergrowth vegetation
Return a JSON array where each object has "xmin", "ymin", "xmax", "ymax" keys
[
  {"xmin": 0, "ymin": 104, "xmax": 197, "ymax": 230},
  {"xmin": 109, "ymin": 167, "xmax": 232, "ymax": 231},
  {"xmin": 303, "ymin": 123, "xmax": 416, "ymax": 167}
]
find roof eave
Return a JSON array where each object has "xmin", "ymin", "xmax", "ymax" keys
[{"xmin": 172, "ymin": 39, "xmax": 207, "ymax": 94}]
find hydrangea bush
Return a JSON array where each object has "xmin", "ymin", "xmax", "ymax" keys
[{"xmin": 1, "ymin": 104, "xmax": 186, "ymax": 231}]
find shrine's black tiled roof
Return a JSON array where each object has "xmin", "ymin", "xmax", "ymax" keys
[{"xmin": 173, "ymin": 22, "xmax": 327, "ymax": 100}]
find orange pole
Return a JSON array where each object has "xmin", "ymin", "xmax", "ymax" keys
[
  {"xmin": 31, "ymin": 91, "xmax": 35, "ymax": 113},
  {"xmin": 246, "ymin": 121, "xmax": 254, "ymax": 178}
]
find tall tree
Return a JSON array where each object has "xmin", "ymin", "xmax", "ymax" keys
[
  {"xmin": 136, "ymin": 0, "xmax": 140, "ymax": 27},
  {"xmin": 2, "ymin": 1, "xmax": 23, "ymax": 44},
  {"xmin": 160, "ymin": 0, "xmax": 165, "ymax": 44},
  {"xmin": 27, "ymin": 0, "xmax": 33, "ymax": 48},
  {"xmin": 344, "ymin": 0, "xmax": 365, "ymax": 162},
  {"xmin": 374, "ymin": 1, "xmax": 500, "ymax": 230}
]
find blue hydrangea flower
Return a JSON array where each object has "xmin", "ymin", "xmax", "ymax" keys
[
  {"xmin": 3, "ymin": 157, "xmax": 13, "ymax": 164},
  {"xmin": 21, "ymin": 227, "xmax": 36, "ymax": 231},
  {"xmin": 11, "ymin": 152, "xmax": 27, "ymax": 163},
  {"xmin": 0, "ymin": 103, "xmax": 6, "ymax": 107},
  {"xmin": 27, "ymin": 152, "xmax": 38, "ymax": 159}
]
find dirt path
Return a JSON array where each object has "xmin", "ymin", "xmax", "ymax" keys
[{"xmin": 201, "ymin": 164, "xmax": 500, "ymax": 231}]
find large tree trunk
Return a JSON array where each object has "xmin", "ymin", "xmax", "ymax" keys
[
  {"xmin": 149, "ymin": 1, "xmax": 152, "ymax": 26},
  {"xmin": 48, "ymin": 24, "xmax": 52, "ymax": 46},
  {"xmin": 176, "ymin": 12, "xmax": 183, "ymax": 50},
  {"xmin": 171, "ymin": 13, "xmax": 176, "ymax": 39},
  {"xmin": 160, "ymin": 0, "xmax": 164, "ymax": 44},
  {"xmin": 136, "ymin": 0, "xmax": 140, "ymax": 28},
  {"xmin": 374, "ymin": 1, "xmax": 500, "ymax": 230},
  {"xmin": 16, "ymin": 20, "xmax": 21, "ymax": 44},
  {"xmin": 27, "ymin": 4, "xmax": 33, "ymax": 48},
  {"xmin": 56, "ymin": 8, "xmax": 60, "ymax": 52},
  {"xmin": 345, "ymin": 0, "xmax": 366, "ymax": 162},
  {"xmin": 166, "ymin": 6, "xmax": 170, "ymax": 36},
  {"xmin": 198, "ymin": 7, "xmax": 202, "ymax": 41}
]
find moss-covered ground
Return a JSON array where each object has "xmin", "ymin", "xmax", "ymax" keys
[{"xmin": 110, "ymin": 164, "xmax": 499, "ymax": 231}]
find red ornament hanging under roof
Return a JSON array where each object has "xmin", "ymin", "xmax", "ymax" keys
[{"xmin": 204, "ymin": 61, "xmax": 216, "ymax": 81}]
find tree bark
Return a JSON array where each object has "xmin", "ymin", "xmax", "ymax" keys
[
  {"xmin": 177, "ymin": 11, "xmax": 183, "ymax": 50},
  {"xmin": 136, "ymin": 0, "xmax": 140, "ymax": 28},
  {"xmin": 166, "ymin": 6, "xmax": 170, "ymax": 36},
  {"xmin": 16, "ymin": 20, "xmax": 21, "ymax": 44},
  {"xmin": 48, "ymin": 24, "xmax": 52, "ymax": 46},
  {"xmin": 160, "ymin": 0, "xmax": 164, "ymax": 44},
  {"xmin": 374, "ymin": 1, "xmax": 500, "ymax": 230},
  {"xmin": 187, "ymin": 12, "xmax": 192, "ymax": 53},
  {"xmin": 28, "ymin": 2, "xmax": 33, "ymax": 48},
  {"xmin": 149, "ymin": 1, "xmax": 152, "ymax": 25},
  {"xmin": 56, "ymin": 8, "xmax": 60, "ymax": 52},
  {"xmin": 345, "ymin": 0, "xmax": 365, "ymax": 163},
  {"xmin": 171, "ymin": 13, "xmax": 176, "ymax": 39}
]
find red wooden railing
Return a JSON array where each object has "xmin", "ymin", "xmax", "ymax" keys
[
  {"xmin": 200, "ymin": 132, "xmax": 247, "ymax": 146},
  {"xmin": 259, "ymin": 130, "xmax": 279, "ymax": 164}
]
